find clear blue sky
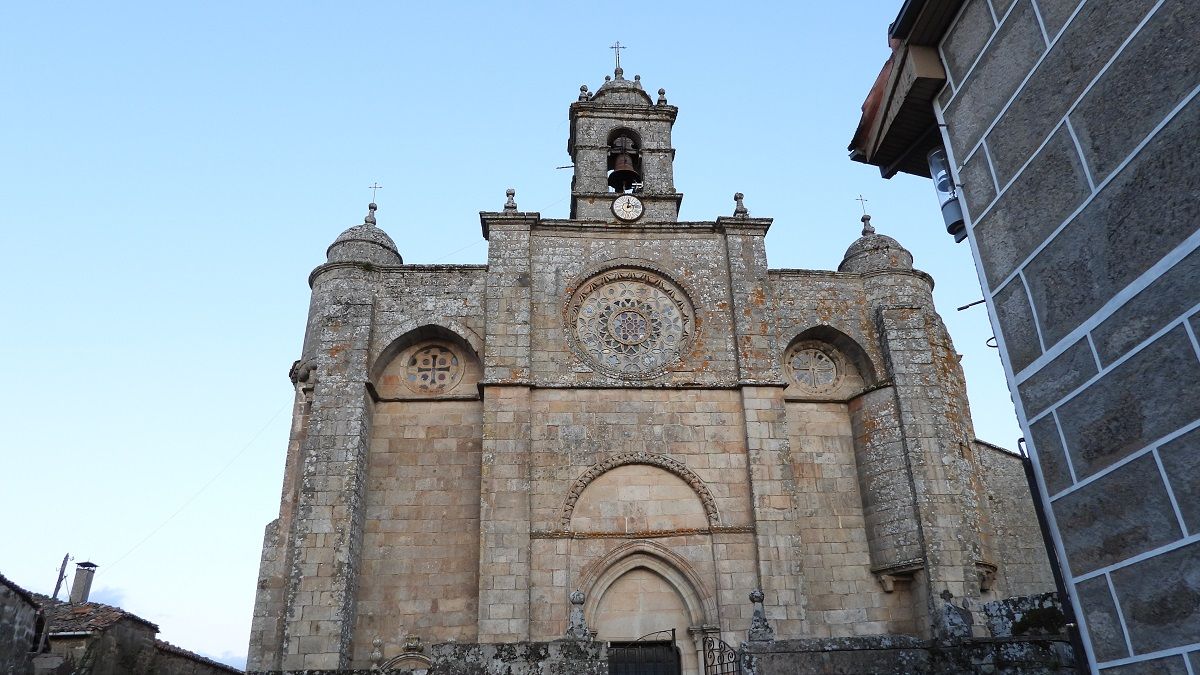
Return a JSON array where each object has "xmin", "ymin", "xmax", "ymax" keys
[{"xmin": 0, "ymin": 2, "xmax": 1016, "ymax": 668}]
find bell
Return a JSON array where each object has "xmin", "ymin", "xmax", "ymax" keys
[{"xmin": 607, "ymin": 153, "xmax": 641, "ymax": 191}]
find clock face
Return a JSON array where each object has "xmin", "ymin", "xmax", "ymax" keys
[{"xmin": 612, "ymin": 194, "xmax": 645, "ymax": 221}]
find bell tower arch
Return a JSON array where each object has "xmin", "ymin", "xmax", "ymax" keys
[{"xmin": 568, "ymin": 65, "xmax": 683, "ymax": 222}]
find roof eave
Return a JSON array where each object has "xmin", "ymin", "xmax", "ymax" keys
[{"xmin": 849, "ymin": 43, "xmax": 947, "ymax": 179}]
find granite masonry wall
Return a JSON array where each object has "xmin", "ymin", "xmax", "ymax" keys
[
  {"xmin": 0, "ymin": 578, "xmax": 38, "ymax": 675},
  {"xmin": 250, "ymin": 66, "xmax": 1062, "ymax": 672},
  {"xmin": 936, "ymin": 0, "xmax": 1200, "ymax": 670}
]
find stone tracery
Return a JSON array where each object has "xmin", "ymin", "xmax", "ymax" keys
[
  {"xmin": 566, "ymin": 268, "xmax": 694, "ymax": 379},
  {"xmin": 403, "ymin": 343, "xmax": 464, "ymax": 393}
]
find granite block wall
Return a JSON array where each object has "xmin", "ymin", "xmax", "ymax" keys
[
  {"xmin": 937, "ymin": 0, "xmax": 1200, "ymax": 670},
  {"xmin": 0, "ymin": 579, "xmax": 37, "ymax": 675}
]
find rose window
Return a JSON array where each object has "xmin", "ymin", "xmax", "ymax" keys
[
  {"xmin": 404, "ymin": 344, "xmax": 463, "ymax": 393},
  {"xmin": 567, "ymin": 269, "xmax": 694, "ymax": 379},
  {"xmin": 786, "ymin": 346, "xmax": 842, "ymax": 393}
]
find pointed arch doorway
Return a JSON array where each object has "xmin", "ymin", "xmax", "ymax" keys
[
  {"xmin": 596, "ymin": 567, "xmax": 687, "ymax": 675},
  {"xmin": 585, "ymin": 547, "xmax": 716, "ymax": 675}
]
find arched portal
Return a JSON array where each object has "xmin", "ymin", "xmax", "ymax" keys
[{"xmin": 583, "ymin": 547, "xmax": 714, "ymax": 675}]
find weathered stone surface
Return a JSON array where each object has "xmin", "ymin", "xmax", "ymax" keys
[
  {"xmin": 254, "ymin": 66, "xmax": 1058, "ymax": 671},
  {"xmin": 1018, "ymin": 338, "xmax": 1096, "ymax": 416},
  {"xmin": 986, "ymin": 0, "xmax": 1155, "ymax": 185},
  {"xmin": 1101, "ymin": 654, "xmax": 1189, "ymax": 674},
  {"xmin": 1033, "ymin": 0, "xmax": 1080, "ymax": 38},
  {"xmin": 994, "ymin": 0, "xmax": 1019, "ymax": 15},
  {"xmin": 942, "ymin": 0, "xmax": 996, "ymax": 86},
  {"xmin": 0, "ymin": 576, "xmax": 37, "ymax": 675},
  {"xmin": 938, "ymin": 79, "xmax": 954, "ymax": 112},
  {"xmin": 1026, "ymin": 92, "xmax": 1200, "ymax": 348},
  {"xmin": 1158, "ymin": 426, "xmax": 1200, "ymax": 535},
  {"xmin": 743, "ymin": 634, "xmax": 1074, "ymax": 675},
  {"xmin": 919, "ymin": 0, "xmax": 1200, "ymax": 668},
  {"xmin": 1070, "ymin": 0, "xmax": 1200, "ymax": 182},
  {"xmin": 1111, "ymin": 541, "xmax": 1200, "ymax": 654},
  {"xmin": 959, "ymin": 144, "xmax": 997, "ymax": 217},
  {"xmin": 249, "ymin": 640, "xmax": 607, "ymax": 675},
  {"xmin": 1054, "ymin": 454, "xmax": 1180, "ymax": 575},
  {"xmin": 1056, "ymin": 326, "xmax": 1200, "ymax": 478},
  {"xmin": 1029, "ymin": 414, "xmax": 1073, "ymax": 496},
  {"xmin": 994, "ymin": 277, "xmax": 1043, "ymax": 373},
  {"xmin": 975, "ymin": 128, "xmax": 1091, "ymax": 291},
  {"xmin": 977, "ymin": 446, "xmax": 1059, "ymax": 597},
  {"xmin": 1075, "ymin": 576, "xmax": 1128, "ymax": 663},
  {"xmin": 944, "ymin": 0, "xmax": 1047, "ymax": 161},
  {"xmin": 983, "ymin": 592, "xmax": 1065, "ymax": 638},
  {"xmin": 1091, "ymin": 245, "xmax": 1200, "ymax": 366}
]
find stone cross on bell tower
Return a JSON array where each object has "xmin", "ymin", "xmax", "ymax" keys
[{"xmin": 567, "ymin": 56, "xmax": 682, "ymax": 222}]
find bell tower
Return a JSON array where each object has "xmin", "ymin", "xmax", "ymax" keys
[{"xmin": 568, "ymin": 63, "xmax": 682, "ymax": 222}]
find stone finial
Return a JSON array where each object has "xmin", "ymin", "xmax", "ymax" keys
[
  {"xmin": 370, "ymin": 637, "xmax": 384, "ymax": 668},
  {"xmin": 504, "ymin": 188, "xmax": 517, "ymax": 212},
  {"xmin": 614, "ymin": 66, "xmax": 624, "ymax": 80},
  {"xmin": 861, "ymin": 213, "xmax": 876, "ymax": 236},
  {"xmin": 657, "ymin": 88, "xmax": 667, "ymax": 105},
  {"xmin": 748, "ymin": 589, "xmax": 775, "ymax": 643},
  {"xmin": 633, "ymin": 74, "xmax": 642, "ymax": 89},
  {"xmin": 579, "ymin": 84, "xmax": 590, "ymax": 101},
  {"xmin": 604, "ymin": 75, "xmax": 612, "ymax": 82},
  {"xmin": 364, "ymin": 202, "xmax": 378, "ymax": 226},
  {"xmin": 566, "ymin": 590, "xmax": 591, "ymax": 640},
  {"xmin": 733, "ymin": 192, "xmax": 749, "ymax": 218}
]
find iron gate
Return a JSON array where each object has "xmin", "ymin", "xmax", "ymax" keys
[
  {"xmin": 702, "ymin": 636, "xmax": 741, "ymax": 675},
  {"xmin": 609, "ymin": 630, "xmax": 682, "ymax": 675}
]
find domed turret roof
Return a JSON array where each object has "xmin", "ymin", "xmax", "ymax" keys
[
  {"xmin": 838, "ymin": 215, "xmax": 913, "ymax": 273},
  {"xmin": 326, "ymin": 203, "xmax": 403, "ymax": 265},
  {"xmin": 588, "ymin": 67, "xmax": 654, "ymax": 106}
]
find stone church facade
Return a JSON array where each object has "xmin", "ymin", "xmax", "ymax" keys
[{"xmin": 248, "ymin": 65, "xmax": 1055, "ymax": 673}]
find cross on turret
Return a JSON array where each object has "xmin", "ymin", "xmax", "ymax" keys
[{"xmin": 610, "ymin": 41, "xmax": 625, "ymax": 69}]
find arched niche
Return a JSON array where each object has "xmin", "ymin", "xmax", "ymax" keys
[
  {"xmin": 371, "ymin": 325, "xmax": 482, "ymax": 399},
  {"xmin": 782, "ymin": 325, "xmax": 876, "ymax": 400},
  {"xmin": 560, "ymin": 452, "xmax": 720, "ymax": 530}
]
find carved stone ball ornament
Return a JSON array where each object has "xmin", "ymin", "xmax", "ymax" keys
[{"xmin": 566, "ymin": 268, "xmax": 694, "ymax": 380}]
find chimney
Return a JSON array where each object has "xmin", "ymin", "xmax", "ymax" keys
[{"xmin": 69, "ymin": 562, "xmax": 97, "ymax": 603}]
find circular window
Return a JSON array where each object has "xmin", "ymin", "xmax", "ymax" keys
[
  {"xmin": 567, "ymin": 268, "xmax": 694, "ymax": 379},
  {"xmin": 785, "ymin": 344, "xmax": 843, "ymax": 394},
  {"xmin": 403, "ymin": 343, "xmax": 464, "ymax": 393}
]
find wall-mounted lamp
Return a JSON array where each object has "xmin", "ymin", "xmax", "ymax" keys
[{"xmin": 927, "ymin": 147, "xmax": 966, "ymax": 242}]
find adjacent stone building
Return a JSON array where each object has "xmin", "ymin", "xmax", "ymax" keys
[
  {"xmin": 249, "ymin": 63, "xmax": 1060, "ymax": 674},
  {"xmin": 0, "ymin": 567, "xmax": 242, "ymax": 675},
  {"xmin": 1, "ymin": 572, "xmax": 40, "ymax": 674},
  {"xmin": 849, "ymin": 0, "xmax": 1200, "ymax": 672}
]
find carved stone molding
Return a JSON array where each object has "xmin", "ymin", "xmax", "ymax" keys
[
  {"xmin": 559, "ymin": 451, "xmax": 719, "ymax": 529},
  {"xmin": 565, "ymin": 267, "xmax": 694, "ymax": 380}
]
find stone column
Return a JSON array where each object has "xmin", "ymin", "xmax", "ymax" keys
[
  {"xmin": 720, "ymin": 214, "xmax": 807, "ymax": 637},
  {"xmin": 477, "ymin": 209, "xmax": 537, "ymax": 641},
  {"xmin": 278, "ymin": 266, "xmax": 377, "ymax": 670}
]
